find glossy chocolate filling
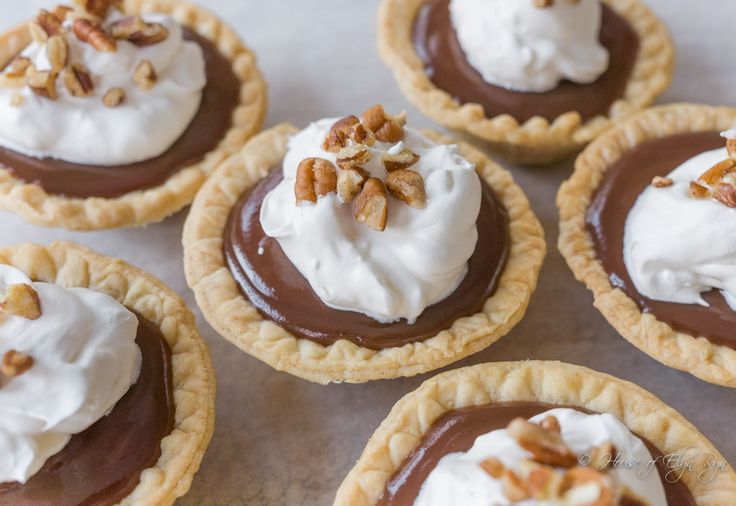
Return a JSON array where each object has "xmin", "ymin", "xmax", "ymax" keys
[
  {"xmin": 0, "ymin": 29, "xmax": 241, "ymax": 199},
  {"xmin": 586, "ymin": 132, "xmax": 736, "ymax": 349},
  {"xmin": 0, "ymin": 314, "xmax": 175, "ymax": 506},
  {"xmin": 378, "ymin": 402, "xmax": 696, "ymax": 505},
  {"xmin": 412, "ymin": 0, "xmax": 639, "ymax": 123},
  {"xmin": 223, "ymin": 166, "xmax": 510, "ymax": 350}
]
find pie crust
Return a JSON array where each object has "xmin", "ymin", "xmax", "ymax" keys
[
  {"xmin": 183, "ymin": 124, "xmax": 546, "ymax": 384},
  {"xmin": 0, "ymin": 241, "xmax": 216, "ymax": 505},
  {"xmin": 0, "ymin": 0, "xmax": 267, "ymax": 231},
  {"xmin": 334, "ymin": 360, "xmax": 736, "ymax": 505},
  {"xmin": 377, "ymin": 0, "xmax": 674, "ymax": 165},
  {"xmin": 558, "ymin": 103, "xmax": 736, "ymax": 388}
]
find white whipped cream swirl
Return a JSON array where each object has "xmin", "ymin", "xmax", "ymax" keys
[
  {"xmin": 449, "ymin": 0, "xmax": 610, "ymax": 92},
  {"xmin": 0, "ymin": 265, "xmax": 140, "ymax": 484},
  {"xmin": 259, "ymin": 118, "xmax": 482, "ymax": 324},
  {"xmin": 624, "ymin": 145, "xmax": 736, "ymax": 311},
  {"xmin": 414, "ymin": 408, "xmax": 667, "ymax": 506},
  {"xmin": 0, "ymin": 13, "xmax": 206, "ymax": 165}
]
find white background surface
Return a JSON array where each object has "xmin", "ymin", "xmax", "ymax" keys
[{"xmin": 1, "ymin": 1, "xmax": 735, "ymax": 505}]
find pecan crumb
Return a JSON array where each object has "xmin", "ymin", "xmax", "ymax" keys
[
  {"xmin": 502, "ymin": 469, "xmax": 530, "ymax": 502},
  {"xmin": 354, "ymin": 178, "xmax": 388, "ymax": 231},
  {"xmin": 63, "ymin": 64, "xmax": 94, "ymax": 97},
  {"xmin": 103, "ymin": 87, "xmax": 125, "ymax": 107},
  {"xmin": 73, "ymin": 0, "xmax": 122, "ymax": 19},
  {"xmin": 507, "ymin": 417, "xmax": 578, "ymax": 468},
  {"xmin": 362, "ymin": 104, "xmax": 405, "ymax": 143},
  {"xmin": 1, "ymin": 350, "xmax": 34, "ymax": 377},
  {"xmin": 46, "ymin": 35, "xmax": 69, "ymax": 72},
  {"xmin": 26, "ymin": 67, "xmax": 58, "ymax": 100},
  {"xmin": 110, "ymin": 16, "xmax": 169, "ymax": 46},
  {"xmin": 323, "ymin": 115, "xmax": 360, "ymax": 152},
  {"xmin": 651, "ymin": 176, "xmax": 673, "ymax": 188},
  {"xmin": 134, "ymin": 60, "xmax": 157, "ymax": 90},
  {"xmin": 336, "ymin": 145, "xmax": 371, "ymax": 170},
  {"xmin": 539, "ymin": 415, "xmax": 561, "ymax": 434},
  {"xmin": 382, "ymin": 148, "xmax": 420, "ymax": 172},
  {"xmin": 479, "ymin": 457, "xmax": 504, "ymax": 479},
  {"xmin": 714, "ymin": 182, "xmax": 736, "ymax": 208},
  {"xmin": 337, "ymin": 167, "xmax": 368, "ymax": 204},
  {"xmin": 0, "ymin": 284, "xmax": 42, "ymax": 320},
  {"xmin": 689, "ymin": 181, "xmax": 709, "ymax": 199}
]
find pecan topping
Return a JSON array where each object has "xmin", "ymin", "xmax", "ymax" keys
[
  {"xmin": 26, "ymin": 67, "xmax": 58, "ymax": 100},
  {"xmin": 539, "ymin": 415, "xmax": 561, "ymax": 434},
  {"xmin": 103, "ymin": 87, "xmax": 125, "ymax": 107},
  {"xmin": 46, "ymin": 35, "xmax": 69, "ymax": 72},
  {"xmin": 479, "ymin": 457, "xmax": 504, "ymax": 479},
  {"xmin": 110, "ymin": 16, "xmax": 169, "ymax": 46},
  {"xmin": 714, "ymin": 182, "xmax": 736, "ymax": 208},
  {"xmin": 63, "ymin": 64, "xmax": 94, "ymax": 97},
  {"xmin": 52, "ymin": 5, "xmax": 74, "ymax": 22},
  {"xmin": 0, "ymin": 58, "xmax": 32, "ymax": 88},
  {"xmin": 134, "ymin": 60, "xmax": 157, "ymax": 90},
  {"xmin": 689, "ymin": 181, "xmax": 709, "ymax": 199},
  {"xmin": 589, "ymin": 442, "xmax": 617, "ymax": 472},
  {"xmin": 354, "ymin": 178, "xmax": 388, "ymax": 231},
  {"xmin": 0, "ymin": 284, "xmax": 42, "ymax": 320},
  {"xmin": 73, "ymin": 0, "xmax": 122, "ymax": 18},
  {"xmin": 382, "ymin": 148, "xmax": 420, "ymax": 172},
  {"xmin": 1, "ymin": 350, "xmax": 34, "ymax": 377},
  {"xmin": 323, "ymin": 115, "xmax": 360, "ymax": 152},
  {"xmin": 651, "ymin": 176, "xmax": 673, "ymax": 188},
  {"xmin": 689, "ymin": 145, "xmax": 736, "ymax": 208},
  {"xmin": 0, "ymin": 73, "xmax": 26, "ymax": 89},
  {"xmin": 502, "ymin": 469, "xmax": 530, "ymax": 502},
  {"xmin": 8, "ymin": 57, "xmax": 32, "ymax": 77},
  {"xmin": 295, "ymin": 158, "xmax": 337, "ymax": 204},
  {"xmin": 699, "ymin": 159, "xmax": 736, "ymax": 185},
  {"xmin": 336, "ymin": 145, "xmax": 371, "ymax": 170},
  {"xmin": 507, "ymin": 417, "xmax": 578, "ymax": 468},
  {"xmin": 337, "ymin": 167, "xmax": 368, "ymax": 204},
  {"xmin": 561, "ymin": 467, "xmax": 615, "ymax": 506},
  {"xmin": 73, "ymin": 18, "xmax": 117, "ymax": 52},
  {"xmin": 386, "ymin": 169, "xmax": 426, "ymax": 208},
  {"xmin": 728, "ymin": 138, "xmax": 736, "ymax": 161},
  {"xmin": 349, "ymin": 122, "xmax": 376, "ymax": 147},
  {"xmin": 362, "ymin": 104, "xmax": 405, "ymax": 143},
  {"xmin": 31, "ymin": 9, "xmax": 63, "ymax": 42}
]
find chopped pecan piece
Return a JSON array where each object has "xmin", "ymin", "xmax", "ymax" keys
[
  {"xmin": 526, "ymin": 465, "xmax": 564, "ymax": 500},
  {"xmin": 479, "ymin": 457, "xmax": 504, "ymax": 479},
  {"xmin": 52, "ymin": 5, "xmax": 74, "ymax": 22},
  {"xmin": 699, "ymin": 159, "xmax": 736, "ymax": 185},
  {"xmin": 689, "ymin": 181, "xmax": 709, "ymax": 199},
  {"xmin": 589, "ymin": 442, "xmax": 616, "ymax": 472},
  {"xmin": 134, "ymin": 60, "xmax": 157, "ymax": 90},
  {"xmin": 323, "ymin": 115, "xmax": 360, "ymax": 152},
  {"xmin": 26, "ymin": 67, "xmax": 58, "ymax": 100},
  {"xmin": 507, "ymin": 418, "xmax": 578, "ymax": 468},
  {"xmin": 73, "ymin": 0, "xmax": 122, "ymax": 18},
  {"xmin": 8, "ymin": 57, "xmax": 32, "ymax": 76},
  {"xmin": 651, "ymin": 176, "xmax": 673, "ymax": 188},
  {"xmin": 362, "ymin": 104, "xmax": 405, "ymax": 143},
  {"xmin": 336, "ymin": 145, "xmax": 371, "ymax": 170},
  {"xmin": 561, "ymin": 467, "xmax": 615, "ymax": 506},
  {"xmin": 1, "ymin": 350, "xmax": 34, "ymax": 377},
  {"xmin": 63, "ymin": 64, "xmax": 94, "ymax": 97},
  {"xmin": 1, "ymin": 284, "xmax": 42, "ymax": 320},
  {"xmin": 46, "ymin": 35, "xmax": 69, "ymax": 72},
  {"xmin": 103, "ymin": 87, "xmax": 125, "ymax": 107},
  {"xmin": 382, "ymin": 148, "xmax": 420, "ymax": 172},
  {"xmin": 714, "ymin": 182, "xmax": 736, "ymax": 208},
  {"xmin": 337, "ymin": 167, "xmax": 368, "ymax": 204},
  {"xmin": 354, "ymin": 178, "xmax": 388, "ymax": 231},
  {"xmin": 31, "ymin": 9, "xmax": 63, "ymax": 42},
  {"xmin": 0, "ymin": 73, "xmax": 26, "ymax": 89},
  {"xmin": 1, "ymin": 57, "xmax": 32, "ymax": 88},
  {"xmin": 73, "ymin": 18, "xmax": 117, "ymax": 52},
  {"xmin": 295, "ymin": 158, "xmax": 337, "ymax": 203},
  {"xmin": 539, "ymin": 416, "xmax": 561, "ymax": 434},
  {"xmin": 110, "ymin": 16, "xmax": 169, "ymax": 46},
  {"xmin": 534, "ymin": 0, "xmax": 554, "ymax": 6},
  {"xmin": 502, "ymin": 469, "xmax": 530, "ymax": 502},
  {"xmin": 348, "ymin": 122, "xmax": 375, "ymax": 147},
  {"xmin": 386, "ymin": 169, "xmax": 426, "ymax": 208},
  {"xmin": 728, "ymin": 139, "xmax": 736, "ymax": 161}
]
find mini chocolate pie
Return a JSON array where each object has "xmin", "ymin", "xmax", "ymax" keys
[
  {"xmin": 558, "ymin": 104, "xmax": 736, "ymax": 387},
  {"xmin": 0, "ymin": 0, "xmax": 266, "ymax": 230},
  {"xmin": 335, "ymin": 361, "xmax": 736, "ymax": 505},
  {"xmin": 377, "ymin": 0, "xmax": 674, "ymax": 164},
  {"xmin": 0, "ymin": 241, "xmax": 215, "ymax": 504},
  {"xmin": 183, "ymin": 108, "xmax": 545, "ymax": 384}
]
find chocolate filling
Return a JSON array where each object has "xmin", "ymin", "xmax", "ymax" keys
[
  {"xmin": 223, "ymin": 166, "xmax": 510, "ymax": 350},
  {"xmin": 586, "ymin": 132, "xmax": 736, "ymax": 349},
  {"xmin": 378, "ymin": 402, "xmax": 696, "ymax": 505},
  {"xmin": 0, "ymin": 29, "xmax": 241, "ymax": 199},
  {"xmin": 412, "ymin": 0, "xmax": 639, "ymax": 123},
  {"xmin": 0, "ymin": 314, "xmax": 175, "ymax": 506}
]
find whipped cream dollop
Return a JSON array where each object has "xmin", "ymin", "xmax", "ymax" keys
[
  {"xmin": 624, "ymin": 145, "xmax": 736, "ymax": 311},
  {"xmin": 0, "ymin": 265, "xmax": 140, "ymax": 484},
  {"xmin": 449, "ymin": 0, "xmax": 609, "ymax": 92},
  {"xmin": 0, "ymin": 13, "xmax": 206, "ymax": 165},
  {"xmin": 259, "ymin": 118, "xmax": 481, "ymax": 324},
  {"xmin": 414, "ymin": 408, "xmax": 667, "ymax": 506}
]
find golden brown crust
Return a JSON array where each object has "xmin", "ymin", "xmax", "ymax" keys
[
  {"xmin": 334, "ymin": 361, "xmax": 736, "ymax": 505},
  {"xmin": 0, "ymin": 241, "xmax": 216, "ymax": 506},
  {"xmin": 183, "ymin": 124, "xmax": 546, "ymax": 384},
  {"xmin": 377, "ymin": 0, "xmax": 674, "ymax": 165},
  {"xmin": 0, "ymin": 0, "xmax": 267, "ymax": 231},
  {"xmin": 557, "ymin": 103, "xmax": 736, "ymax": 388}
]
